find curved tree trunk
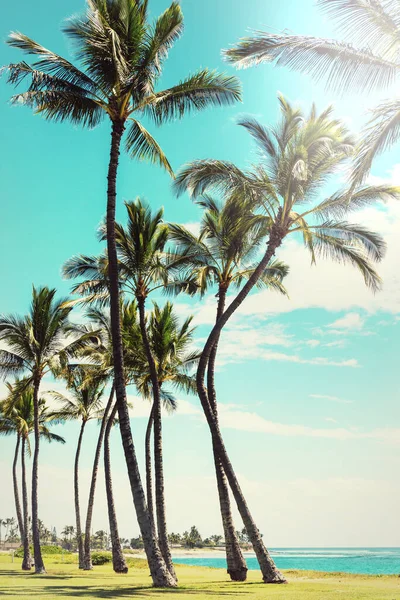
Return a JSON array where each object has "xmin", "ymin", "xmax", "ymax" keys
[
  {"xmin": 106, "ymin": 120, "xmax": 176, "ymax": 588},
  {"xmin": 12, "ymin": 435, "xmax": 24, "ymax": 544},
  {"xmin": 83, "ymin": 386, "xmax": 115, "ymax": 570},
  {"xmin": 104, "ymin": 400, "xmax": 128, "ymax": 574},
  {"xmin": 75, "ymin": 420, "xmax": 86, "ymax": 569},
  {"xmin": 145, "ymin": 403, "xmax": 156, "ymax": 532},
  {"xmin": 196, "ymin": 235, "xmax": 287, "ymax": 584},
  {"xmin": 20, "ymin": 436, "xmax": 32, "ymax": 571},
  {"xmin": 31, "ymin": 376, "xmax": 45, "ymax": 574},
  {"xmin": 207, "ymin": 288, "xmax": 248, "ymax": 582},
  {"xmin": 137, "ymin": 297, "xmax": 176, "ymax": 582}
]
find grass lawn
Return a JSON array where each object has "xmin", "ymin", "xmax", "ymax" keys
[{"xmin": 0, "ymin": 554, "xmax": 399, "ymax": 599}]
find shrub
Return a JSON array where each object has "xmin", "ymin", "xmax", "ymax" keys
[
  {"xmin": 91, "ymin": 551, "xmax": 112, "ymax": 565},
  {"xmin": 14, "ymin": 545, "xmax": 67, "ymax": 558}
]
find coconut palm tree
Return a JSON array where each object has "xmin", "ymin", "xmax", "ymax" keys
[
  {"xmin": 224, "ymin": 0, "xmax": 400, "ymax": 186},
  {"xmin": 129, "ymin": 301, "xmax": 198, "ymax": 537},
  {"xmin": 104, "ymin": 400, "xmax": 128, "ymax": 573},
  {"xmin": 0, "ymin": 399, "xmax": 24, "ymax": 550},
  {"xmin": 65, "ymin": 200, "xmax": 187, "ymax": 579},
  {"xmin": 169, "ymin": 194, "xmax": 288, "ymax": 581},
  {"xmin": 0, "ymin": 286, "xmax": 89, "ymax": 573},
  {"xmin": 50, "ymin": 366, "xmax": 105, "ymax": 569},
  {"xmin": 69, "ymin": 304, "xmax": 136, "ymax": 574},
  {"xmin": 174, "ymin": 97, "xmax": 397, "ymax": 582},
  {"xmin": 0, "ymin": 382, "xmax": 65, "ymax": 570},
  {"xmin": 4, "ymin": 1, "xmax": 240, "ymax": 585}
]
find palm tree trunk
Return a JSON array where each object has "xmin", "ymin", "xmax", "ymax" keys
[
  {"xmin": 31, "ymin": 376, "xmax": 45, "ymax": 574},
  {"xmin": 145, "ymin": 403, "xmax": 156, "ymax": 532},
  {"xmin": 104, "ymin": 399, "xmax": 128, "ymax": 574},
  {"xmin": 20, "ymin": 436, "xmax": 32, "ymax": 571},
  {"xmin": 75, "ymin": 420, "xmax": 86, "ymax": 569},
  {"xmin": 83, "ymin": 385, "xmax": 115, "ymax": 570},
  {"xmin": 12, "ymin": 435, "xmax": 24, "ymax": 544},
  {"xmin": 106, "ymin": 119, "xmax": 176, "ymax": 588},
  {"xmin": 137, "ymin": 297, "xmax": 176, "ymax": 582},
  {"xmin": 207, "ymin": 287, "xmax": 247, "ymax": 582},
  {"xmin": 196, "ymin": 234, "xmax": 287, "ymax": 584}
]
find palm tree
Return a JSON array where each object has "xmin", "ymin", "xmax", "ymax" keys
[
  {"xmin": 65, "ymin": 200, "xmax": 187, "ymax": 579},
  {"xmin": 129, "ymin": 301, "xmax": 198, "ymax": 539},
  {"xmin": 68, "ymin": 305, "xmax": 134, "ymax": 573},
  {"xmin": 0, "ymin": 382, "xmax": 65, "ymax": 570},
  {"xmin": 224, "ymin": 0, "xmax": 400, "ymax": 186},
  {"xmin": 0, "ymin": 286, "xmax": 88, "ymax": 573},
  {"xmin": 4, "ymin": 1, "xmax": 240, "ymax": 586},
  {"xmin": 104, "ymin": 400, "xmax": 128, "ymax": 573},
  {"xmin": 50, "ymin": 366, "xmax": 105, "ymax": 569},
  {"xmin": 169, "ymin": 194, "xmax": 288, "ymax": 581},
  {"xmin": 0, "ymin": 398, "xmax": 24, "ymax": 550},
  {"xmin": 174, "ymin": 97, "xmax": 397, "ymax": 582},
  {"xmin": 111, "ymin": 200, "xmax": 180, "ymax": 579}
]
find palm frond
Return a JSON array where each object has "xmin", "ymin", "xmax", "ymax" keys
[
  {"xmin": 125, "ymin": 118, "xmax": 174, "ymax": 176},
  {"xmin": 351, "ymin": 99, "xmax": 400, "ymax": 186},
  {"xmin": 224, "ymin": 32, "xmax": 398, "ymax": 92},
  {"xmin": 143, "ymin": 69, "xmax": 242, "ymax": 124}
]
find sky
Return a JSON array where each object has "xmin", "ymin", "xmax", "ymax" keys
[{"xmin": 1, "ymin": 0, "xmax": 400, "ymax": 548}]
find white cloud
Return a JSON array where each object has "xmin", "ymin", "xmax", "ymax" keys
[
  {"xmin": 180, "ymin": 221, "xmax": 201, "ymax": 236},
  {"xmin": 310, "ymin": 394, "xmax": 352, "ymax": 404},
  {"xmin": 216, "ymin": 403, "xmax": 400, "ymax": 443},
  {"xmin": 306, "ymin": 339, "xmax": 320, "ymax": 348},
  {"xmin": 327, "ymin": 312, "xmax": 364, "ymax": 331},
  {"xmin": 173, "ymin": 195, "xmax": 400, "ymax": 323}
]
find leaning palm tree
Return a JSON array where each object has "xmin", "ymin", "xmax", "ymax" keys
[
  {"xmin": 0, "ymin": 286, "xmax": 89, "ymax": 573},
  {"xmin": 4, "ymin": 1, "xmax": 240, "ymax": 586},
  {"xmin": 0, "ymin": 382, "xmax": 65, "ymax": 570},
  {"xmin": 174, "ymin": 97, "xmax": 398, "ymax": 582},
  {"xmin": 128, "ymin": 301, "xmax": 198, "ymax": 537},
  {"xmin": 0, "ymin": 393, "xmax": 24, "ymax": 554},
  {"xmin": 50, "ymin": 366, "xmax": 105, "ymax": 569},
  {"xmin": 169, "ymin": 194, "xmax": 288, "ymax": 581},
  {"xmin": 224, "ymin": 0, "xmax": 400, "ymax": 186}
]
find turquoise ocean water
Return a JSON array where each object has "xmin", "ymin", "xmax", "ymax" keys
[{"xmin": 174, "ymin": 548, "xmax": 400, "ymax": 575}]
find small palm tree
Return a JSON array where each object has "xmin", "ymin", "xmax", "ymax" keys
[
  {"xmin": 0, "ymin": 382, "xmax": 65, "ymax": 570},
  {"xmin": 128, "ymin": 301, "xmax": 198, "ymax": 539},
  {"xmin": 169, "ymin": 194, "xmax": 288, "ymax": 581},
  {"xmin": 50, "ymin": 366, "xmax": 105, "ymax": 569},
  {"xmin": 174, "ymin": 97, "xmax": 396, "ymax": 583},
  {"xmin": 0, "ymin": 286, "xmax": 88, "ymax": 573},
  {"xmin": 4, "ymin": 2, "xmax": 240, "ymax": 586},
  {"xmin": 224, "ymin": 0, "xmax": 400, "ymax": 186}
]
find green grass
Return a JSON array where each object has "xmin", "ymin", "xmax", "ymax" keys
[{"xmin": 0, "ymin": 554, "xmax": 399, "ymax": 599}]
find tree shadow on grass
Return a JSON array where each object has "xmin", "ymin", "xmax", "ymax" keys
[{"xmin": 0, "ymin": 584, "xmax": 247, "ymax": 598}]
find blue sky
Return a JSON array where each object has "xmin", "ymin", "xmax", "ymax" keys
[{"xmin": 1, "ymin": 0, "xmax": 400, "ymax": 547}]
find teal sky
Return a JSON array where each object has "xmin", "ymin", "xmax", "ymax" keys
[{"xmin": 1, "ymin": 0, "xmax": 400, "ymax": 547}]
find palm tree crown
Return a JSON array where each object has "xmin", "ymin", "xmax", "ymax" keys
[
  {"xmin": 175, "ymin": 96, "xmax": 397, "ymax": 291},
  {"xmin": 5, "ymin": 0, "xmax": 241, "ymax": 173},
  {"xmin": 224, "ymin": 0, "xmax": 400, "ymax": 185}
]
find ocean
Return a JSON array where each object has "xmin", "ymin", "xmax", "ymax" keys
[{"xmin": 174, "ymin": 548, "xmax": 400, "ymax": 575}]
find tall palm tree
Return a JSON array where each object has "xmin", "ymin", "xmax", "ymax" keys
[
  {"xmin": 224, "ymin": 0, "xmax": 400, "ymax": 186},
  {"xmin": 111, "ymin": 200, "xmax": 180, "ymax": 579},
  {"xmin": 4, "ymin": 1, "xmax": 240, "ymax": 586},
  {"xmin": 103, "ymin": 400, "xmax": 128, "ymax": 573},
  {"xmin": 129, "ymin": 301, "xmax": 198, "ymax": 538},
  {"xmin": 174, "ymin": 97, "xmax": 397, "ymax": 582},
  {"xmin": 50, "ymin": 366, "xmax": 105, "ymax": 569},
  {"xmin": 0, "ymin": 286, "xmax": 88, "ymax": 573},
  {"xmin": 169, "ymin": 194, "xmax": 288, "ymax": 581},
  {"xmin": 0, "ymin": 396, "xmax": 24, "ymax": 551},
  {"xmin": 0, "ymin": 382, "xmax": 65, "ymax": 570}
]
